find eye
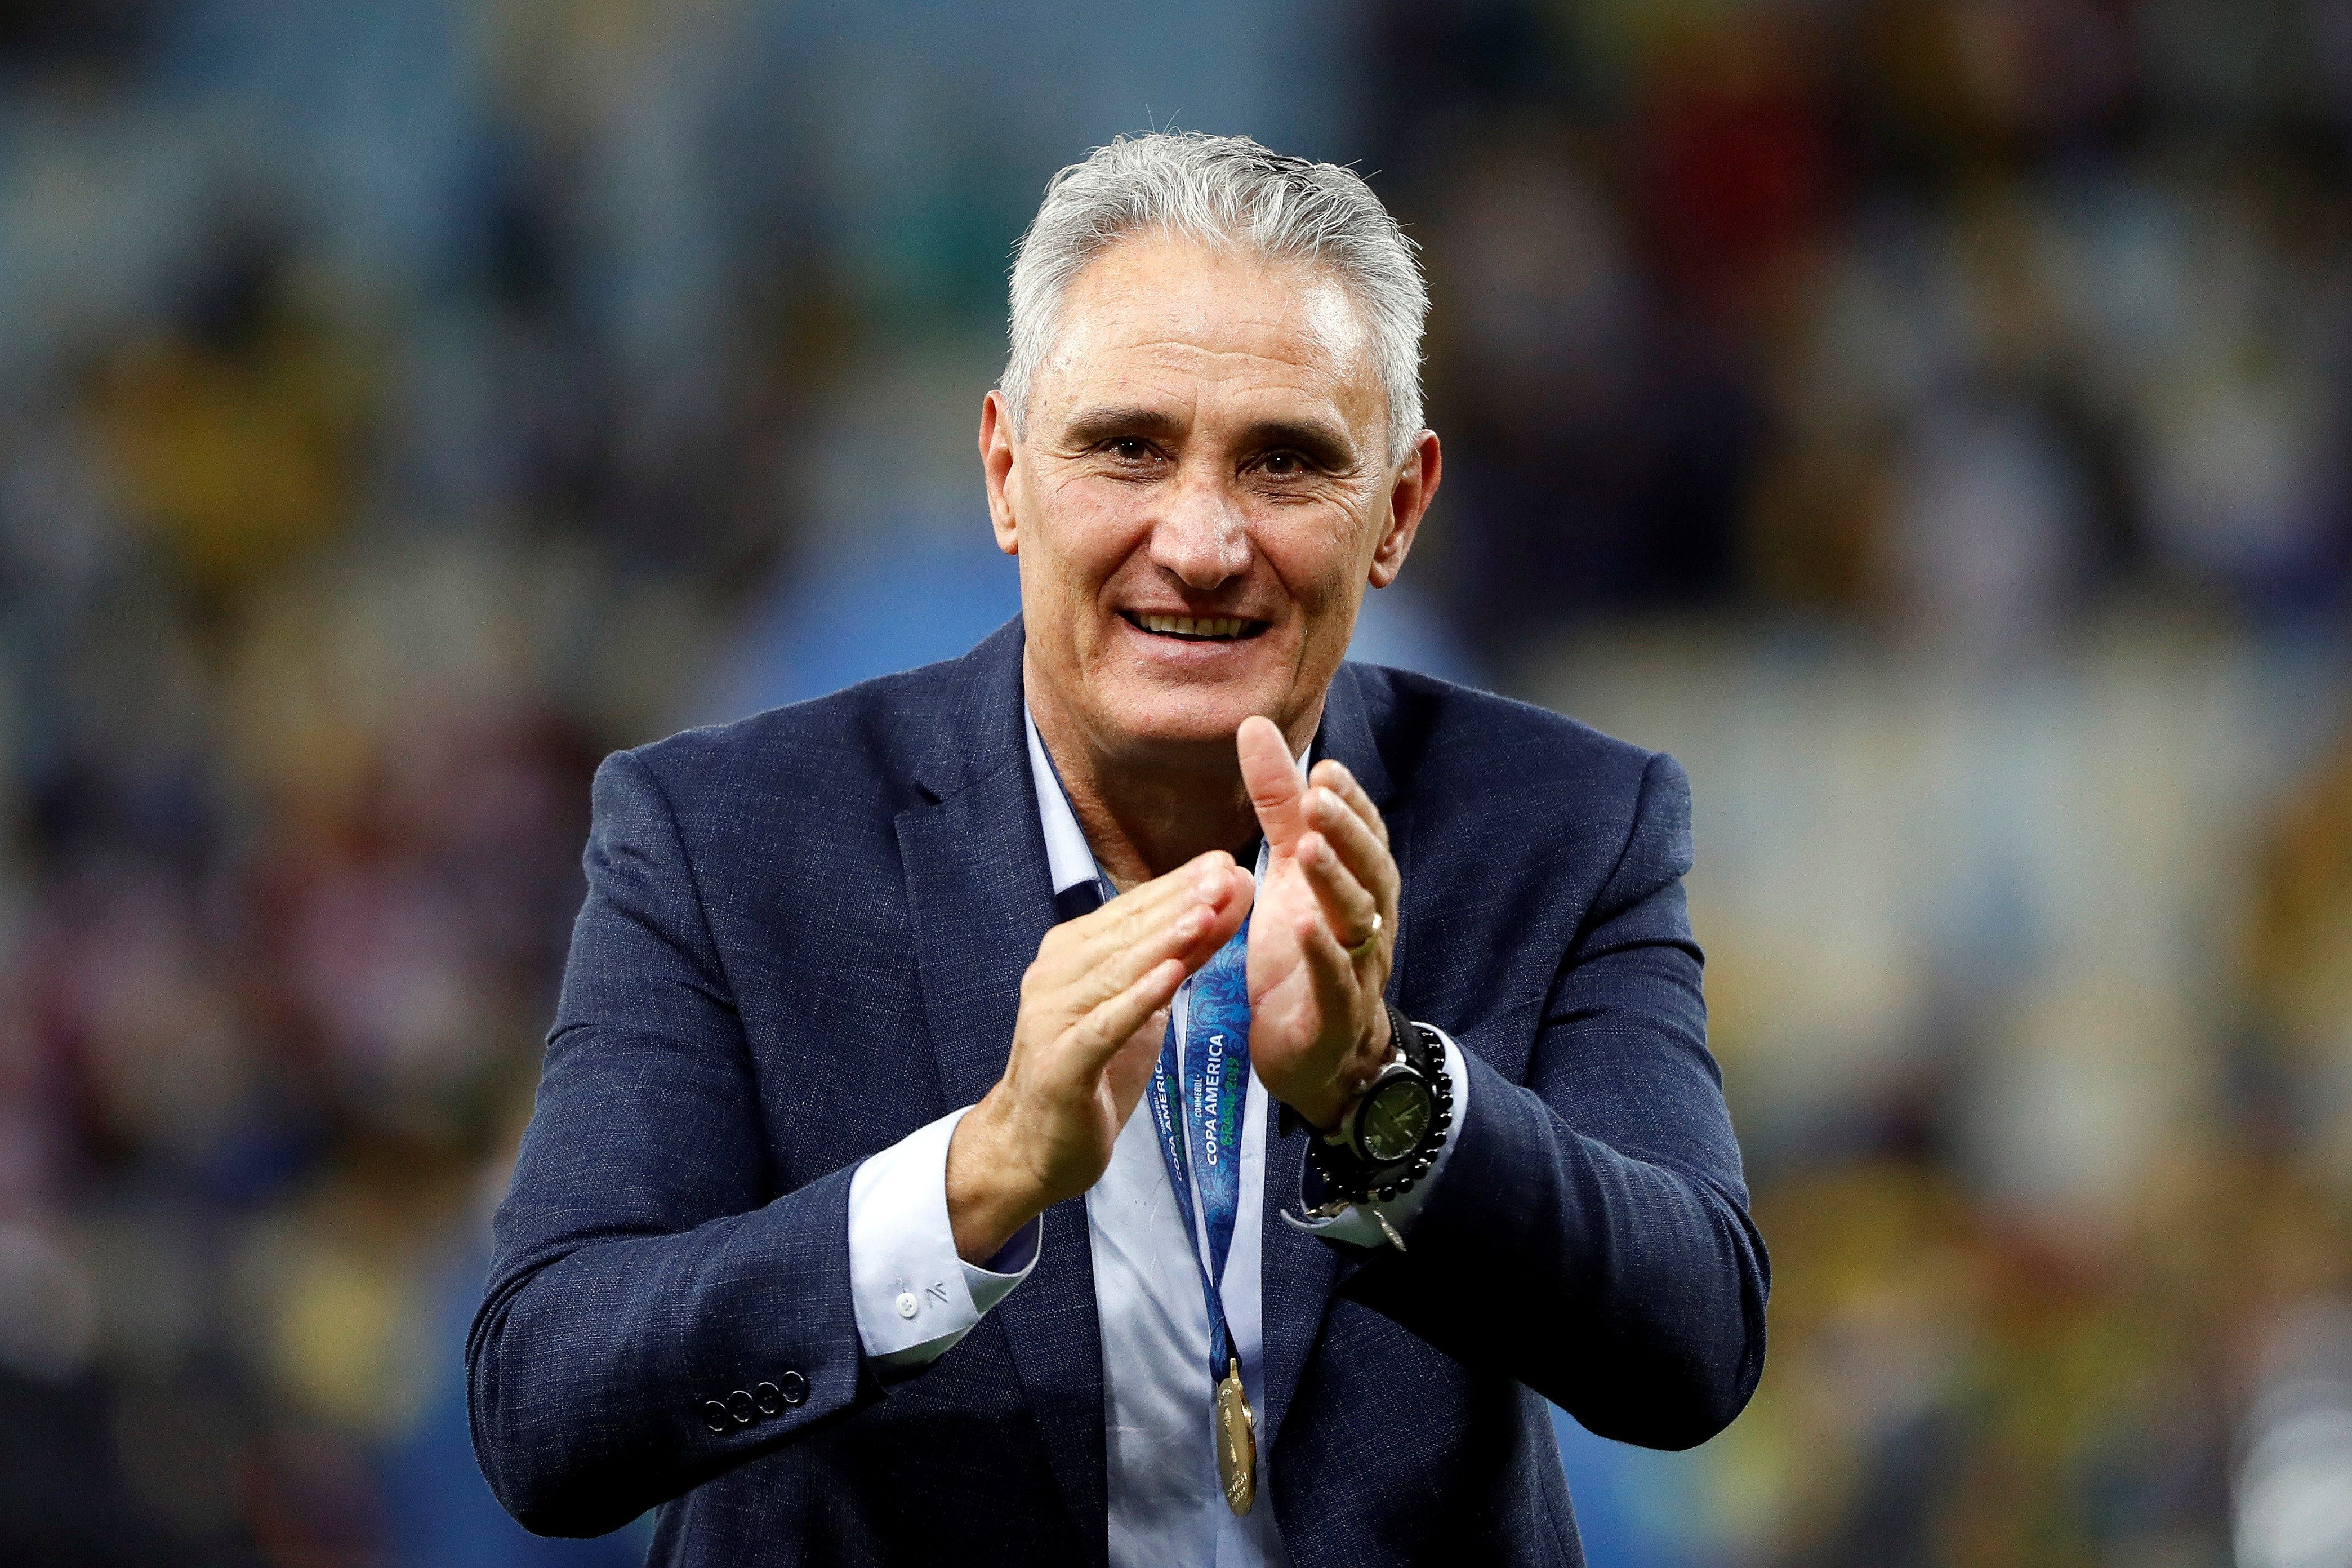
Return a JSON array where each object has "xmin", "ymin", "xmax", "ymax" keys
[
  {"xmin": 1105, "ymin": 438, "xmax": 1156, "ymax": 463},
  {"xmin": 1257, "ymin": 450, "xmax": 1311, "ymax": 479}
]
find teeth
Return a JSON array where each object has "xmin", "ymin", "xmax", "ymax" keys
[{"xmin": 1137, "ymin": 614, "xmax": 1248, "ymax": 639}]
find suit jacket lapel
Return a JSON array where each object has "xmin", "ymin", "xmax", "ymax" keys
[
  {"xmin": 1260, "ymin": 663, "xmax": 1405, "ymax": 1454},
  {"xmin": 896, "ymin": 621, "xmax": 1108, "ymax": 1562}
]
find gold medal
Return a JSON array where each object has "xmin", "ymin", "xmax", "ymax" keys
[{"xmin": 1215, "ymin": 1356, "xmax": 1257, "ymax": 1514}]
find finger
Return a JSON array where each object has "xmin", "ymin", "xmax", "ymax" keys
[
  {"xmin": 1102, "ymin": 1009, "xmax": 1167, "ymax": 1125},
  {"xmin": 1237, "ymin": 716, "xmax": 1309, "ymax": 856},
  {"xmin": 1070, "ymin": 859, "xmax": 1254, "ymax": 1010},
  {"xmin": 1073, "ymin": 896, "xmax": 1220, "ymax": 1010},
  {"xmin": 1099, "ymin": 862, "xmax": 1251, "ymax": 1005},
  {"xmin": 1298, "ymin": 830, "xmax": 1382, "ymax": 956},
  {"xmin": 1293, "ymin": 903, "xmax": 1361, "ymax": 1037},
  {"xmin": 1084, "ymin": 850, "xmax": 1231, "ymax": 941},
  {"xmin": 1309, "ymin": 759, "xmax": 1389, "ymax": 850},
  {"xmin": 1043, "ymin": 850, "xmax": 1233, "ymax": 981},
  {"xmin": 1221, "ymin": 863, "xmax": 1258, "ymax": 928},
  {"xmin": 1304, "ymin": 786, "xmax": 1398, "ymax": 917},
  {"xmin": 1062, "ymin": 957, "xmax": 1186, "ymax": 1081},
  {"xmin": 1032, "ymin": 867, "xmax": 1243, "ymax": 1044},
  {"xmin": 1174, "ymin": 862, "xmax": 1253, "ymax": 956},
  {"xmin": 1048, "ymin": 872, "xmax": 1246, "ymax": 1114}
]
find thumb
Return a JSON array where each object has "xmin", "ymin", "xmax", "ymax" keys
[{"xmin": 1237, "ymin": 715, "xmax": 1308, "ymax": 854}]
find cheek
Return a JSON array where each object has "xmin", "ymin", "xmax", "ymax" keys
[
  {"xmin": 1257, "ymin": 502, "xmax": 1375, "ymax": 611},
  {"xmin": 1030, "ymin": 477, "xmax": 1152, "ymax": 605}
]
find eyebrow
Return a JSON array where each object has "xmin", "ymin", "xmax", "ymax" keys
[
  {"xmin": 1059, "ymin": 404, "xmax": 1187, "ymax": 449},
  {"xmin": 1242, "ymin": 416, "xmax": 1359, "ymax": 471},
  {"xmin": 1058, "ymin": 404, "xmax": 1361, "ymax": 470}
]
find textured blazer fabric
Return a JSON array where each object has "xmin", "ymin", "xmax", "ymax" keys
[{"xmin": 467, "ymin": 616, "xmax": 1770, "ymax": 1567}]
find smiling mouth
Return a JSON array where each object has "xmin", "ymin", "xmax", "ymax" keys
[{"xmin": 1121, "ymin": 611, "xmax": 1271, "ymax": 643}]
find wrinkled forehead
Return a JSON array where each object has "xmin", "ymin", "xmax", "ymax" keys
[{"xmin": 1034, "ymin": 231, "xmax": 1383, "ymax": 430}]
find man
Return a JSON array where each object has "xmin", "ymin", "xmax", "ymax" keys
[{"xmin": 470, "ymin": 132, "xmax": 1768, "ymax": 1567}]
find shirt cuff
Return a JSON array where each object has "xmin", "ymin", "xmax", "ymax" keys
[
  {"xmin": 1294, "ymin": 1023, "xmax": 1472, "ymax": 1248},
  {"xmin": 847, "ymin": 1106, "xmax": 1041, "ymax": 1368}
]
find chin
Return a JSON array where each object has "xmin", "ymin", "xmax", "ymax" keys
[{"xmin": 1094, "ymin": 678, "xmax": 1285, "ymax": 757}]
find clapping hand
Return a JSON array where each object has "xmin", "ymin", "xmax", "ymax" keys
[
  {"xmin": 1235, "ymin": 716, "xmax": 1400, "ymax": 1130},
  {"xmin": 946, "ymin": 849, "xmax": 1254, "ymax": 1262}
]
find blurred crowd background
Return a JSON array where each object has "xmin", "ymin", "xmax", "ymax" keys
[{"xmin": 4, "ymin": 1, "xmax": 2352, "ymax": 1564}]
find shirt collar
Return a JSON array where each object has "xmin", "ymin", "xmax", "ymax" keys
[{"xmin": 1024, "ymin": 706, "xmax": 1101, "ymax": 896}]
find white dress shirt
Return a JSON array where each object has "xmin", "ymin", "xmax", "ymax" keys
[{"xmin": 843, "ymin": 708, "xmax": 1471, "ymax": 1567}]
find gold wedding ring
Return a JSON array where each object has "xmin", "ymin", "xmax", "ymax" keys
[{"xmin": 1344, "ymin": 911, "xmax": 1382, "ymax": 961}]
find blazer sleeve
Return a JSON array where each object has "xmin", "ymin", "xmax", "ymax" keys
[
  {"xmin": 466, "ymin": 749, "xmax": 874, "ymax": 1536},
  {"xmin": 1339, "ymin": 750, "xmax": 1770, "ymax": 1450}
]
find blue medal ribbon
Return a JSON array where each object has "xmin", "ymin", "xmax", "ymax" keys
[{"xmin": 1117, "ymin": 866, "xmax": 1255, "ymax": 1392}]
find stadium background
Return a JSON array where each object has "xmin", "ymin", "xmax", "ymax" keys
[{"xmin": 2, "ymin": 2, "xmax": 2350, "ymax": 1564}]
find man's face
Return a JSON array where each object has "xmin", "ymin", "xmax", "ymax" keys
[{"xmin": 981, "ymin": 231, "xmax": 1438, "ymax": 763}]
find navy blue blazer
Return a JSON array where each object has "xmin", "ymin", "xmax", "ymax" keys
[{"xmin": 469, "ymin": 617, "xmax": 1768, "ymax": 1567}]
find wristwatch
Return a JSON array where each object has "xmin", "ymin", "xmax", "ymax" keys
[
  {"xmin": 1302, "ymin": 1001, "xmax": 1451, "ymax": 1209},
  {"xmin": 1342, "ymin": 1044, "xmax": 1438, "ymax": 1168}
]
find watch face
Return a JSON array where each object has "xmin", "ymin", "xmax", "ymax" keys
[{"xmin": 1358, "ymin": 1077, "xmax": 1433, "ymax": 1164}]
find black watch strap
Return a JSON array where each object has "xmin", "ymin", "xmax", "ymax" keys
[{"xmin": 1383, "ymin": 1000, "xmax": 1416, "ymax": 1076}]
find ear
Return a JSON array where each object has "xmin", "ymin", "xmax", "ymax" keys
[
  {"xmin": 980, "ymin": 389, "xmax": 1020, "ymax": 556},
  {"xmin": 1367, "ymin": 430, "xmax": 1441, "ymax": 589}
]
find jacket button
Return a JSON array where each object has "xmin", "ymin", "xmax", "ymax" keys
[
  {"xmin": 702, "ymin": 1401, "xmax": 732, "ymax": 1433},
  {"xmin": 725, "ymin": 1389, "xmax": 755, "ymax": 1425},
  {"xmin": 778, "ymin": 1370, "xmax": 809, "ymax": 1407},
  {"xmin": 755, "ymin": 1382, "xmax": 783, "ymax": 1417}
]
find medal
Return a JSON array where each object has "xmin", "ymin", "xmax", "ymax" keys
[{"xmin": 1216, "ymin": 1356, "xmax": 1257, "ymax": 1515}]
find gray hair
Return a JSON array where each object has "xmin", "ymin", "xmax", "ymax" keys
[{"xmin": 1001, "ymin": 132, "xmax": 1428, "ymax": 462}]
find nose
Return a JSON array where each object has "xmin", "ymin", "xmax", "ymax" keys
[{"xmin": 1147, "ymin": 464, "xmax": 1251, "ymax": 590}]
